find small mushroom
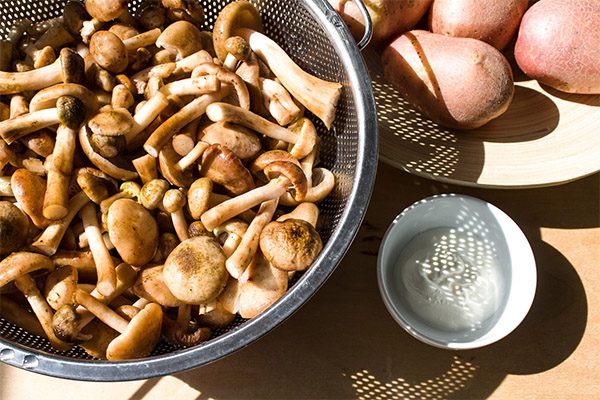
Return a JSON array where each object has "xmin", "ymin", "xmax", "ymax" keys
[
  {"xmin": 212, "ymin": 0, "xmax": 263, "ymax": 63},
  {"xmin": 156, "ymin": 20, "xmax": 204, "ymax": 60},
  {"xmin": 43, "ymin": 265, "xmax": 78, "ymax": 311},
  {"xmin": 75, "ymin": 167, "xmax": 119, "ymax": 204},
  {"xmin": 259, "ymin": 77, "xmax": 303, "ymax": 126},
  {"xmin": 200, "ymin": 160, "xmax": 307, "ymax": 231},
  {"xmin": 99, "ymin": 180, "xmax": 141, "ymax": 214},
  {"xmin": 85, "ymin": 0, "xmax": 130, "ymax": 22},
  {"xmin": 133, "ymin": 263, "xmax": 184, "ymax": 307},
  {"xmin": 205, "ymin": 102, "xmax": 315, "ymax": 159},
  {"xmin": 225, "ymin": 197, "xmax": 278, "ymax": 280},
  {"xmin": 51, "ymin": 249, "xmax": 100, "ymax": 283},
  {"xmin": 259, "ymin": 218, "xmax": 323, "ymax": 271},
  {"xmin": 162, "ymin": 303, "xmax": 211, "ymax": 347},
  {"xmin": 75, "ymin": 289, "xmax": 163, "ymax": 360},
  {"xmin": 187, "ymin": 177, "xmax": 212, "ymax": 220},
  {"xmin": 162, "ymin": 0, "xmax": 205, "ymax": 25},
  {"xmin": 200, "ymin": 143, "xmax": 255, "ymax": 196},
  {"xmin": 0, "ymin": 47, "xmax": 85, "ymax": 94},
  {"xmin": 0, "ymin": 200, "xmax": 30, "ymax": 257},
  {"xmin": 214, "ymin": 218, "xmax": 248, "ymax": 257},
  {"xmin": 107, "ymin": 198, "xmax": 159, "ymax": 267},
  {"xmin": 199, "ymin": 121, "xmax": 261, "ymax": 161},
  {"xmin": 223, "ymin": 36, "xmax": 251, "ymax": 71},
  {"xmin": 162, "ymin": 188, "xmax": 189, "ymax": 242},
  {"xmin": 89, "ymin": 30, "xmax": 129, "ymax": 73},
  {"xmin": 237, "ymin": 251, "xmax": 289, "ymax": 319},
  {"xmin": 157, "ymin": 143, "xmax": 196, "ymax": 188},
  {"xmin": 280, "ymin": 167, "xmax": 335, "ymax": 206},
  {"xmin": 139, "ymin": 178, "xmax": 169, "ymax": 210},
  {"xmin": 163, "ymin": 235, "xmax": 228, "ymax": 304}
]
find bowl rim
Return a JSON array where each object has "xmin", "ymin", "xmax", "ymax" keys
[
  {"xmin": 0, "ymin": 0, "xmax": 379, "ymax": 381},
  {"xmin": 376, "ymin": 193, "xmax": 537, "ymax": 350}
]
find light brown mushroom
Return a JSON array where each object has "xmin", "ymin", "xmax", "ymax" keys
[
  {"xmin": 133, "ymin": 263, "xmax": 184, "ymax": 307},
  {"xmin": 259, "ymin": 217, "xmax": 323, "ymax": 272},
  {"xmin": 0, "ymin": 252, "xmax": 54, "ymax": 289},
  {"xmin": 85, "ymin": 0, "xmax": 130, "ymax": 22},
  {"xmin": 43, "ymin": 265, "xmax": 78, "ymax": 311},
  {"xmin": 75, "ymin": 167, "xmax": 119, "ymax": 204},
  {"xmin": 75, "ymin": 289, "xmax": 163, "ymax": 360},
  {"xmin": 226, "ymin": 198, "xmax": 278, "ymax": 280},
  {"xmin": 172, "ymin": 118, "xmax": 200, "ymax": 156},
  {"xmin": 99, "ymin": 180, "xmax": 141, "ymax": 214},
  {"xmin": 139, "ymin": 178, "xmax": 169, "ymax": 210},
  {"xmin": 280, "ymin": 167, "xmax": 335, "ymax": 206},
  {"xmin": 205, "ymin": 102, "xmax": 315, "ymax": 159},
  {"xmin": 200, "ymin": 143, "xmax": 255, "ymax": 196},
  {"xmin": 163, "ymin": 235, "xmax": 228, "ymax": 304},
  {"xmin": 277, "ymin": 202, "xmax": 320, "ymax": 228},
  {"xmin": 132, "ymin": 153, "xmax": 158, "ymax": 184},
  {"xmin": 214, "ymin": 218, "xmax": 248, "ymax": 258},
  {"xmin": 14, "ymin": 273, "xmax": 72, "ymax": 351},
  {"xmin": 51, "ymin": 249, "xmax": 100, "ymax": 283},
  {"xmin": 200, "ymin": 160, "xmax": 307, "ymax": 231},
  {"xmin": 157, "ymin": 143, "xmax": 196, "ymax": 188},
  {"xmin": 161, "ymin": 303, "xmax": 211, "ymax": 347},
  {"xmin": 212, "ymin": 0, "xmax": 263, "ymax": 63},
  {"xmin": 0, "ymin": 47, "xmax": 85, "ymax": 95},
  {"xmin": 89, "ymin": 30, "xmax": 129, "ymax": 74},
  {"xmin": 19, "ymin": 130, "xmax": 56, "ymax": 157},
  {"xmin": 106, "ymin": 198, "xmax": 159, "ymax": 267},
  {"xmin": 162, "ymin": 0, "xmax": 205, "ymax": 25},
  {"xmin": 156, "ymin": 20, "xmax": 204, "ymax": 61},
  {"xmin": 237, "ymin": 251, "xmax": 289, "ymax": 319},
  {"xmin": 223, "ymin": 35, "xmax": 251, "ymax": 71},
  {"xmin": 25, "ymin": 22, "xmax": 75, "ymax": 69},
  {"xmin": 187, "ymin": 177, "xmax": 212, "ymax": 220},
  {"xmin": 259, "ymin": 77, "xmax": 303, "ymax": 126},
  {"xmin": 199, "ymin": 121, "xmax": 261, "ymax": 161},
  {"xmin": 0, "ymin": 200, "xmax": 30, "ymax": 257},
  {"xmin": 43, "ymin": 95, "xmax": 87, "ymax": 220},
  {"xmin": 0, "ymin": 176, "xmax": 12, "ymax": 196},
  {"xmin": 163, "ymin": 188, "xmax": 189, "ymax": 242},
  {"xmin": 111, "ymin": 83, "xmax": 134, "ymax": 109}
]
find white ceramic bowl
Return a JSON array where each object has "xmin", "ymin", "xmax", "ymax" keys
[{"xmin": 377, "ymin": 194, "xmax": 537, "ymax": 349}]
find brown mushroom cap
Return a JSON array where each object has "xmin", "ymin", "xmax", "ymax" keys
[
  {"xmin": 156, "ymin": 20, "xmax": 204, "ymax": 60},
  {"xmin": 87, "ymin": 107, "xmax": 134, "ymax": 137},
  {"xmin": 259, "ymin": 219, "xmax": 323, "ymax": 271},
  {"xmin": 158, "ymin": 143, "xmax": 196, "ymax": 189},
  {"xmin": 0, "ymin": 201, "xmax": 30, "ymax": 257},
  {"xmin": 199, "ymin": 121, "xmax": 261, "ymax": 161},
  {"xmin": 75, "ymin": 167, "xmax": 119, "ymax": 204},
  {"xmin": 133, "ymin": 264, "xmax": 184, "ymax": 307},
  {"xmin": 106, "ymin": 302, "xmax": 163, "ymax": 360},
  {"xmin": 187, "ymin": 177, "xmax": 212, "ymax": 220},
  {"xmin": 263, "ymin": 161, "xmax": 308, "ymax": 202},
  {"xmin": 200, "ymin": 143, "xmax": 255, "ymax": 196},
  {"xmin": 89, "ymin": 30, "xmax": 129, "ymax": 73},
  {"xmin": 163, "ymin": 236, "xmax": 228, "ymax": 304},
  {"xmin": 107, "ymin": 198, "xmax": 159, "ymax": 266},
  {"xmin": 85, "ymin": 0, "xmax": 129, "ymax": 22},
  {"xmin": 0, "ymin": 252, "xmax": 55, "ymax": 289},
  {"xmin": 10, "ymin": 168, "xmax": 50, "ymax": 229},
  {"xmin": 44, "ymin": 265, "xmax": 78, "ymax": 311},
  {"xmin": 212, "ymin": 1, "xmax": 263, "ymax": 62}
]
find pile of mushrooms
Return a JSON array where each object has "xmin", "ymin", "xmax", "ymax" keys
[{"xmin": 0, "ymin": 1, "xmax": 340, "ymax": 360}]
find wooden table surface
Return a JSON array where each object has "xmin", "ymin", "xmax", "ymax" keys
[{"xmin": 1, "ymin": 161, "xmax": 598, "ymax": 399}]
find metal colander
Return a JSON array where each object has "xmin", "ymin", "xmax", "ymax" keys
[{"xmin": 0, "ymin": 0, "xmax": 377, "ymax": 381}]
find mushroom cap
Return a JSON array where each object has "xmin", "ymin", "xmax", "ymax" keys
[
  {"xmin": 187, "ymin": 177, "xmax": 212, "ymax": 220},
  {"xmin": 133, "ymin": 264, "xmax": 184, "ymax": 307},
  {"xmin": 249, "ymin": 150, "xmax": 301, "ymax": 183},
  {"xmin": 63, "ymin": 1, "xmax": 90, "ymax": 36},
  {"xmin": 224, "ymin": 36, "xmax": 251, "ymax": 61},
  {"xmin": 212, "ymin": 1, "xmax": 263, "ymax": 62},
  {"xmin": 29, "ymin": 83, "xmax": 99, "ymax": 115},
  {"xmin": 10, "ymin": 168, "xmax": 49, "ymax": 229},
  {"xmin": 85, "ymin": 0, "xmax": 129, "ymax": 22},
  {"xmin": 107, "ymin": 198, "xmax": 159, "ymax": 266},
  {"xmin": 87, "ymin": 107, "xmax": 134, "ymax": 137},
  {"xmin": 51, "ymin": 303, "xmax": 86, "ymax": 343},
  {"xmin": 156, "ymin": 20, "xmax": 204, "ymax": 60},
  {"xmin": 0, "ymin": 252, "xmax": 54, "ymax": 289},
  {"xmin": 264, "ymin": 161, "xmax": 308, "ymax": 202},
  {"xmin": 259, "ymin": 219, "xmax": 323, "ymax": 271},
  {"xmin": 44, "ymin": 265, "xmax": 78, "ymax": 311},
  {"xmin": 161, "ymin": 314, "xmax": 211, "ymax": 347},
  {"xmin": 238, "ymin": 252, "xmax": 288, "ymax": 319},
  {"xmin": 163, "ymin": 236, "xmax": 228, "ymax": 304},
  {"xmin": 56, "ymin": 95, "xmax": 86, "ymax": 129},
  {"xmin": 75, "ymin": 167, "xmax": 119, "ymax": 204},
  {"xmin": 60, "ymin": 47, "xmax": 85, "ymax": 84},
  {"xmin": 89, "ymin": 30, "xmax": 129, "ymax": 73},
  {"xmin": 0, "ymin": 201, "xmax": 30, "ymax": 257},
  {"xmin": 158, "ymin": 143, "xmax": 196, "ymax": 189},
  {"xmin": 200, "ymin": 143, "xmax": 255, "ymax": 196},
  {"xmin": 106, "ymin": 302, "xmax": 163, "ymax": 360},
  {"xmin": 200, "ymin": 121, "xmax": 261, "ymax": 161},
  {"xmin": 139, "ymin": 178, "xmax": 170, "ymax": 210},
  {"xmin": 196, "ymin": 300, "xmax": 236, "ymax": 327},
  {"xmin": 79, "ymin": 318, "xmax": 119, "ymax": 358},
  {"xmin": 162, "ymin": 188, "xmax": 186, "ymax": 213}
]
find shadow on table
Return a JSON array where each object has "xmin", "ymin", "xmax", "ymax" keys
[{"xmin": 166, "ymin": 165, "xmax": 593, "ymax": 400}]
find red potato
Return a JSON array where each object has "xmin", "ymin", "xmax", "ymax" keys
[
  {"xmin": 514, "ymin": 0, "xmax": 600, "ymax": 94},
  {"xmin": 328, "ymin": 0, "xmax": 433, "ymax": 46},
  {"xmin": 429, "ymin": 0, "xmax": 529, "ymax": 50},
  {"xmin": 382, "ymin": 30, "xmax": 514, "ymax": 130}
]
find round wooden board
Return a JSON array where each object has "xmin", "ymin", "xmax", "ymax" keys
[{"xmin": 365, "ymin": 49, "xmax": 600, "ymax": 188}]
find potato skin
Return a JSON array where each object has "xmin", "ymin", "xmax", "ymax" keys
[
  {"xmin": 382, "ymin": 30, "xmax": 514, "ymax": 129},
  {"xmin": 429, "ymin": 0, "xmax": 528, "ymax": 50},
  {"xmin": 328, "ymin": 0, "xmax": 433, "ymax": 46},
  {"xmin": 514, "ymin": 0, "xmax": 600, "ymax": 94}
]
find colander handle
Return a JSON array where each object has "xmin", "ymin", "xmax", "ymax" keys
[{"xmin": 352, "ymin": 0, "xmax": 373, "ymax": 50}]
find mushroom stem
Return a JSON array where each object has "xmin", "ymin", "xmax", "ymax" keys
[
  {"xmin": 80, "ymin": 202, "xmax": 116, "ymax": 297},
  {"xmin": 234, "ymin": 27, "xmax": 342, "ymax": 129},
  {"xmin": 158, "ymin": 75, "xmax": 220, "ymax": 97},
  {"xmin": 43, "ymin": 124, "xmax": 77, "ymax": 220},
  {"xmin": 123, "ymin": 90, "xmax": 170, "ymax": 145},
  {"xmin": 14, "ymin": 273, "xmax": 71, "ymax": 350},
  {"xmin": 132, "ymin": 153, "xmax": 158, "ymax": 184},
  {"xmin": 205, "ymin": 102, "xmax": 296, "ymax": 143},
  {"xmin": 122, "ymin": 28, "xmax": 161, "ymax": 52},
  {"xmin": 175, "ymin": 140, "xmax": 209, "ymax": 171},
  {"xmin": 226, "ymin": 198, "xmax": 278, "ymax": 280},
  {"xmin": 201, "ymin": 176, "xmax": 289, "ymax": 231},
  {"xmin": 30, "ymin": 190, "xmax": 91, "ymax": 256},
  {"xmin": 0, "ymin": 108, "xmax": 59, "ymax": 144},
  {"xmin": 144, "ymin": 90, "xmax": 229, "ymax": 157},
  {"xmin": 0, "ymin": 61, "xmax": 62, "ymax": 95},
  {"xmin": 75, "ymin": 288, "xmax": 128, "ymax": 333},
  {"xmin": 259, "ymin": 77, "xmax": 302, "ymax": 126}
]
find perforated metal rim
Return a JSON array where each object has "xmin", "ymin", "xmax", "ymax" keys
[{"xmin": 0, "ymin": 0, "xmax": 378, "ymax": 381}]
